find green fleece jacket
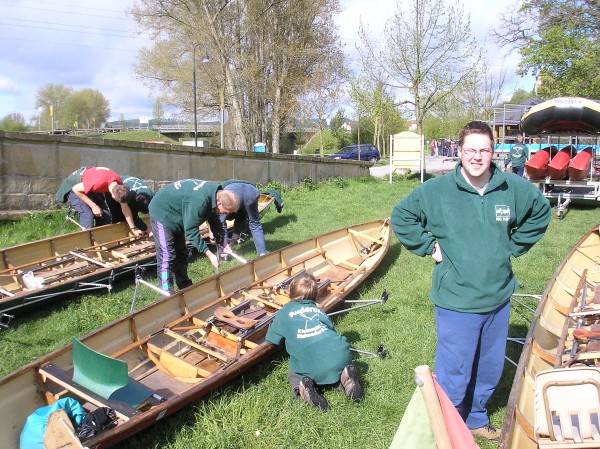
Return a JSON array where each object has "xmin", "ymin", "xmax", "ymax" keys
[
  {"xmin": 391, "ymin": 162, "xmax": 550, "ymax": 313},
  {"xmin": 148, "ymin": 179, "xmax": 223, "ymax": 254},
  {"xmin": 266, "ymin": 299, "xmax": 351, "ymax": 384}
]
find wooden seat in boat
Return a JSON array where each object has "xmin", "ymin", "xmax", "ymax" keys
[{"xmin": 535, "ymin": 367, "xmax": 600, "ymax": 447}]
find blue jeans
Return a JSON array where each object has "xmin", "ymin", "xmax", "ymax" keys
[
  {"xmin": 67, "ymin": 191, "xmax": 111, "ymax": 229},
  {"xmin": 512, "ymin": 166, "xmax": 525, "ymax": 177},
  {"xmin": 150, "ymin": 219, "xmax": 193, "ymax": 293},
  {"xmin": 222, "ymin": 183, "xmax": 266, "ymax": 255},
  {"xmin": 433, "ymin": 301, "xmax": 509, "ymax": 429}
]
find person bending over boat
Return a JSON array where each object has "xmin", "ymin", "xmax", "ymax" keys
[
  {"xmin": 265, "ymin": 273, "xmax": 363, "ymax": 411},
  {"xmin": 55, "ymin": 166, "xmax": 143, "ymax": 237},
  {"xmin": 503, "ymin": 134, "xmax": 529, "ymax": 177},
  {"xmin": 391, "ymin": 121, "xmax": 550, "ymax": 441},
  {"xmin": 219, "ymin": 179, "xmax": 268, "ymax": 256},
  {"xmin": 148, "ymin": 179, "xmax": 239, "ymax": 293},
  {"xmin": 107, "ymin": 175, "xmax": 154, "ymax": 237}
]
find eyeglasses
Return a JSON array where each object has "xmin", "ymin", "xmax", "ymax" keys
[{"xmin": 462, "ymin": 148, "xmax": 493, "ymax": 157}]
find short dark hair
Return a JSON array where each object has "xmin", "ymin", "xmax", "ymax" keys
[
  {"xmin": 457, "ymin": 121, "xmax": 494, "ymax": 147},
  {"xmin": 112, "ymin": 185, "xmax": 131, "ymax": 203},
  {"xmin": 133, "ymin": 192, "xmax": 152, "ymax": 214}
]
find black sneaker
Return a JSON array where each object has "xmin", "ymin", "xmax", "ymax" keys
[
  {"xmin": 298, "ymin": 377, "xmax": 329, "ymax": 411},
  {"xmin": 340, "ymin": 365, "xmax": 363, "ymax": 402}
]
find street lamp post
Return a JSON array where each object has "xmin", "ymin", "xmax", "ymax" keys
[
  {"xmin": 192, "ymin": 44, "xmax": 209, "ymax": 147},
  {"xmin": 219, "ymin": 88, "xmax": 225, "ymax": 149}
]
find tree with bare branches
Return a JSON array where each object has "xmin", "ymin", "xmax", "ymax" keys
[
  {"xmin": 358, "ymin": 0, "xmax": 481, "ymax": 134},
  {"xmin": 131, "ymin": 0, "xmax": 343, "ymax": 153}
]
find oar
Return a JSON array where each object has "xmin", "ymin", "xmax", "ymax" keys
[
  {"xmin": 350, "ymin": 343, "xmax": 388, "ymax": 359},
  {"xmin": 227, "ymin": 251, "xmax": 248, "ymax": 264},
  {"xmin": 216, "ymin": 243, "xmax": 248, "ymax": 265},
  {"xmin": 327, "ymin": 290, "xmax": 388, "ymax": 317},
  {"xmin": 130, "ymin": 265, "xmax": 170, "ymax": 313}
]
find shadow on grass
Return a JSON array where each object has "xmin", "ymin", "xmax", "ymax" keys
[
  {"xmin": 487, "ymin": 321, "xmax": 530, "ymax": 419},
  {"xmin": 262, "ymin": 213, "xmax": 298, "ymax": 235}
]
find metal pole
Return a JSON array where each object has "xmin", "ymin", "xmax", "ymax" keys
[
  {"xmin": 193, "ymin": 45, "xmax": 199, "ymax": 148},
  {"xmin": 220, "ymin": 88, "xmax": 224, "ymax": 149}
]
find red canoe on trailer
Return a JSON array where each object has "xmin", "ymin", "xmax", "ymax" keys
[
  {"xmin": 525, "ymin": 146, "xmax": 557, "ymax": 179},
  {"xmin": 568, "ymin": 146, "xmax": 594, "ymax": 181},
  {"xmin": 547, "ymin": 145, "xmax": 576, "ymax": 180}
]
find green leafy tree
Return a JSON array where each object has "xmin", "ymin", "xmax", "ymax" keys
[
  {"xmin": 331, "ymin": 109, "xmax": 346, "ymax": 141},
  {"xmin": 35, "ymin": 83, "xmax": 74, "ymax": 130},
  {"xmin": 494, "ymin": 0, "xmax": 600, "ymax": 99},
  {"xmin": 62, "ymin": 89, "xmax": 110, "ymax": 129},
  {"xmin": 0, "ymin": 113, "xmax": 28, "ymax": 131}
]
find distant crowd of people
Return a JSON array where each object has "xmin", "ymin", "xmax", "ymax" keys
[{"xmin": 429, "ymin": 139, "xmax": 458, "ymax": 157}]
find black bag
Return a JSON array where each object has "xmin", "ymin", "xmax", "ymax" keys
[{"xmin": 76, "ymin": 407, "xmax": 117, "ymax": 442}]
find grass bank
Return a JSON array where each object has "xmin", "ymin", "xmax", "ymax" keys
[{"xmin": 1, "ymin": 176, "xmax": 597, "ymax": 449}]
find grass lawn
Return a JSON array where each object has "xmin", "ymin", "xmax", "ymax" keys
[{"xmin": 1, "ymin": 175, "xmax": 598, "ymax": 449}]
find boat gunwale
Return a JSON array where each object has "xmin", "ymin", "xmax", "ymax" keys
[{"xmin": 499, "ymin": 225, "xmax": 599, "ymax": 448}]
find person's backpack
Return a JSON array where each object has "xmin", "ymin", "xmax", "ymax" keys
[{"xmin": 76, "ymin": 407, "xmax": 117, "ymax": 442}]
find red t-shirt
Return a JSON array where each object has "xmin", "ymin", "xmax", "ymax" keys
[{"xmin": 81, "ymin": 167, "xmax": 122, "ymax": 194}]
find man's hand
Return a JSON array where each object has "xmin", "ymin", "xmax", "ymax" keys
[
  {"xmin": 431, "ymin": 242, "xmax": 443, "ymax": 263},
  {"xmin": 91, "ymin": 204, "xmax": 102, "ymax": 217},
  {"xmin": 131, "ymin": 228, "xmax": 144, "ymax": 238},
  {"xmin": 206, "ymin": 250, "xmax": 219, "ymax": 268}
]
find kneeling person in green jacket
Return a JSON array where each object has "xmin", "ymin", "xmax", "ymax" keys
[{"xmin": 266, "ymin": 274, "xmax": 363, "ymax": 411}]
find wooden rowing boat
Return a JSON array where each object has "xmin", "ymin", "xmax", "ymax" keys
[
  {"xmin": 0, "ymin": 220, "xmax": 156, "ymax": 316},
  {"xmin": 568, "ymin": 147, "xmax": 594, "ymax": 182},
  {"xmin": 547, "ymin": 146, "xmax": 576, "ymax": 180},
  {"xmin": 0, "ymin": 219, "xmax": 390, "ymax": 448},
  {"xmin": 500, "ymin": 225, "xmax": 600, "ymax": 449},
  {"xmin": 525, "ymin": 146, "xmax": 557, "ymax": 179},
  {"xmin": 0, "ymin": 194, "xmax": 276, "ymax": 317},
  {"xmin": 521, "ymin": 97, "xmax": 600, "ymax": 135}
]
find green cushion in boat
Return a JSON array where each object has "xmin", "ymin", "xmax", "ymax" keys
[{"xmin": 71, "ymin": 338, "xmax": 153, "ymax": 408}]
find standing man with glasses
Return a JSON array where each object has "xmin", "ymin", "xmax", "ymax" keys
[{"xmin": 390, "ymin": 121, "xmax": 550, "ymax": 441}]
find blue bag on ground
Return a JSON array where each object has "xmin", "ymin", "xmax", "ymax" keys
[{"xmin": 20, "ymin": 397, "xmax": 85, "ymax": 449}]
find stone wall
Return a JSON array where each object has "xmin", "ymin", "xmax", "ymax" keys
[{"xmin": 0, "ymin": 131, "xmax": 369, "ymax": 219}]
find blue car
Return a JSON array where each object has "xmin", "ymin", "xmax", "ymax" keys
[{"xmin": 327, "ymin": 144, "xmax": 380, "ymax": 162}]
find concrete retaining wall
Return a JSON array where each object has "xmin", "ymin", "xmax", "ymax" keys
[{"xmin": 0, "ymin": 131, "xmax": 369, "ymax": 220}]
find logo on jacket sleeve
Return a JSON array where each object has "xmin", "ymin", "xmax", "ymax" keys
[{"xmin": 495, "ymin": 205, "xmax": 511, "ymax": 222}]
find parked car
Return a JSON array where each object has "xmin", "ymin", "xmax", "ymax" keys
[{"xmin": 327, "ymin": 144, "xmax": 380, "ymax": 162}]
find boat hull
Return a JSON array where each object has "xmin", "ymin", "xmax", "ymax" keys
[
  {"xmin": 0, "ymin": 220, "xmax": 156, "ymax": 316},
  {"xmin": 520, "ymin": 97, "xmax": 600, "ymax": 135},
  {"xmin": 547, "ymin": 146, "xmax": 575, "ymax": 180},
  {"xmin": 525, "ymin": 146, "xmax": 557, "ymax": 179},
  {"xmin": 0, "ymin": 219, "xmax": 391, "ymax": 448},
  {"xmin": 568, "ymin": 147, "xmax": 594, "ymax": 181},
  {"xmin": 500, "ymin": 225, "xmax": 600, "ymax": 449}
]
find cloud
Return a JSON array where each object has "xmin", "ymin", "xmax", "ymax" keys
[
  {"xmin": 0, "ymin": 76, "xmax": 20, "ymax": 93},
  {"xmin": 0, "ymin": 0, "xmax": 533, "ymax": 124}
]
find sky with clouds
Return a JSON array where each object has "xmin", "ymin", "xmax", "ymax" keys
[{"xmin": 0, "ymin": 0, "xmax": 531, "ymax": 124}]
